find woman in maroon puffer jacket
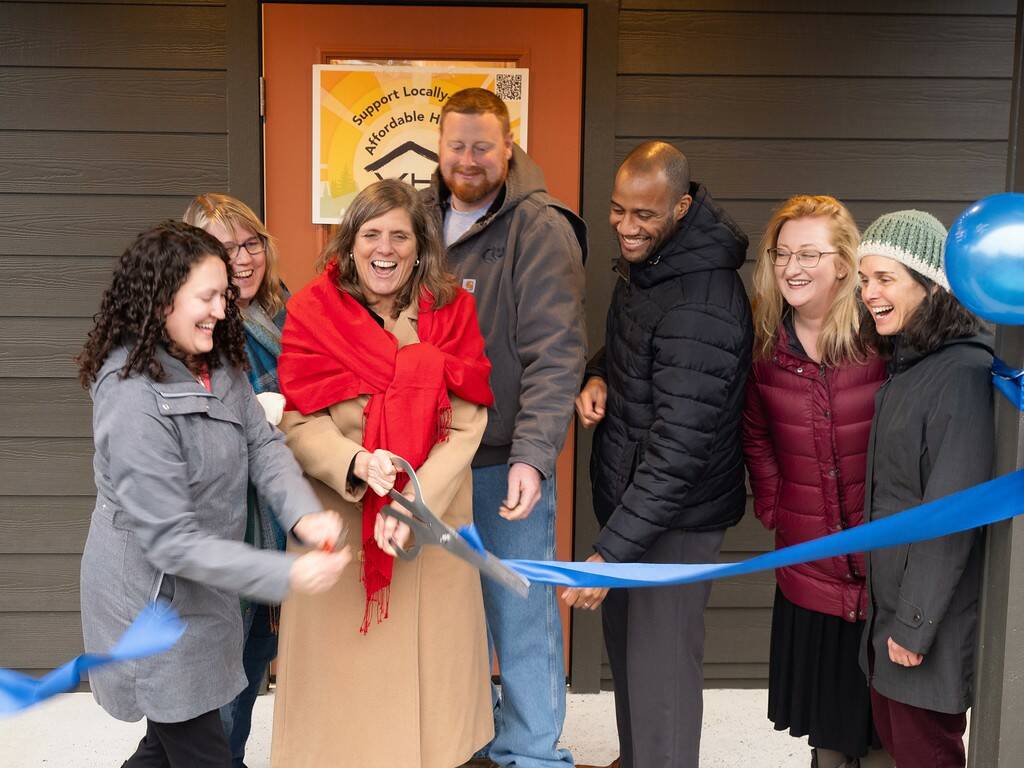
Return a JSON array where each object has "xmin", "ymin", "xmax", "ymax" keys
[{"xmin": 743, "ymin": 195, "xmax": 888, "ymax": 768}]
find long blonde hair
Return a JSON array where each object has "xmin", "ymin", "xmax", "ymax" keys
[
  {"xmin": 182, "ymin": 193, "xmax": 286, "ymax": 316},
  {"xmin": 753, "ymin": 195, "xmax": 864, "ymax": 366}
]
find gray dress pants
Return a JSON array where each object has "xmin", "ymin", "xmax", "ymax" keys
[{"xmin": 602, "ymin": 528, "xmax": 726, "ymax": 768}]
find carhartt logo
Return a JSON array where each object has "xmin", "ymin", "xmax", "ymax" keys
[{"xmin": 462, "ymin": 278, "xmax": 477, "ymax": 293}]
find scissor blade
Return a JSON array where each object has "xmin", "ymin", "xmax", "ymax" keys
[
  {"xmin": 386, "ymin": 489, "xmax": 420, "ymax": 516},
  {"xmin": 442, "ymin": 535, "xmax": 531, "ymax": 598}
]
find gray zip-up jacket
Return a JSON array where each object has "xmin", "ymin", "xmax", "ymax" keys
[
  {"xmin": 80, "ymin": 345, "xmax": 322, "ymax": 722},
  {"xmin": 421, "ymin": 146, "xmax": 587, "ymax": 478}
]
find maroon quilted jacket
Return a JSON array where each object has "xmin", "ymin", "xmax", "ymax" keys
[{"xmin": 743, "ymin": 324, "xmax": 886, "ymax": 621}]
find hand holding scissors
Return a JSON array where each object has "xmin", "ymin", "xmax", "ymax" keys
[{"xmin": 379, "ymin": 456, "xmax": 531, "ymax": 598}]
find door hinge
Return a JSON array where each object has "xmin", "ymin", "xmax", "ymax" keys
[{"xmin": 259, "ymin": 76, "xmax": 266, "ymax": 118}]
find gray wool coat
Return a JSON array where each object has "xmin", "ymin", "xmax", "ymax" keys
[
  {"xmin": 860, "ymin": 334, "xmax": 994, "ymax": 714},
  {"xmin": 80, "ymin": 345, "xmax": 322, "ymax": 723}
]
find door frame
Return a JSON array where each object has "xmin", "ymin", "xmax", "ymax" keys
[{"xmin": 226, "ymin": 0, "xmax": 618, "ymax": 692}]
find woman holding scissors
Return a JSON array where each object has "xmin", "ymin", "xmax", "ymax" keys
[
  {"xmin": 271, "ymin": 179, "xmax": 495, "ymax": 768},
  {"xmin": 183, "ymin": 192, "xmax": 293, "ymax": 768},
  {"xmin": 76, "ymin": 220, "xmax": 348, "ymax": 767}
]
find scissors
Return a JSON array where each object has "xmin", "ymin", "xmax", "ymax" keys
[{"xmin": 380, "ymin": 455, "xmax": 531, "ymax": 598}]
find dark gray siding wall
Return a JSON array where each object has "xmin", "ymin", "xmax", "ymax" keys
[
  {"xmin": 0, "ymin": 0, "xmax": 258, "ymax": 677},
  {"xmin": 605, "ymin": 0, "xmax": 1016, "ymax": 689}
]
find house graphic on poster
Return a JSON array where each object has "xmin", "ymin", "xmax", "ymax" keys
[{"xmin": 364, "ymin": 141, "xmax": 438, "ymax": 188}]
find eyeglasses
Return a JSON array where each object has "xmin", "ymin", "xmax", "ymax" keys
[
  {"xmin": 223, "ymin": 237, "xmax": 265, "ymax": 258},
  {"xmin": 767, "ymin": 247, "xmax": 838, "ymax": 268}
]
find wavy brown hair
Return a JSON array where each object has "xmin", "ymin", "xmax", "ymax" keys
[
  {"xmin": 317, "ymin": 179, "xmax": 456, "ymax": 316},
  {"xmin": 182, "ymin": 193, "xmax": 286, "ymax": 316},
  {"xmin": 858, "ymin": 266, "xmax": 984, "ymax": 359},
  {"xmin": 77, "ymin": 220, "xmax": 249, "ymax": 387},
  {"xmin": 753, "ymin": 195, "xmax": 866, "ymax": 366}
]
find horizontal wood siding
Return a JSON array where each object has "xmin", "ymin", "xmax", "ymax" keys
[
  {"xmin": 610, "ymin": 1, "xmax": 1014, "ymax": 688},
  {"xmin": 0, "ymin": 0, "xmax": 249, "ymax": 675},
  {"xmin": 1, "ymin": 0, "xmax": 1016, "ymax": 695}
]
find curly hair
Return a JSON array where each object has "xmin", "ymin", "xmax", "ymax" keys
[
  {"xmin": 859, "ymin": 267, "xmax": 985, "ymax": 359},
  {"xmin": 316, "ymin": 179, "xmax": 456, "ymax": 316},
  {"xmin": 77, "ymin": 220, "xmax": 249, "ymax": 388}
]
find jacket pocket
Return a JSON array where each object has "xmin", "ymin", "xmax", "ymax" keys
[{"xmin": 481, "ymin": 244, "xmax": 505, "ymax": 263}]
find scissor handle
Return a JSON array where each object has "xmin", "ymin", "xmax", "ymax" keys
[
  {"xmin": 380, "ymin": 504, "xmax": 425, "ymax": 559},
  {"xmin": 387, "ymin": 455, "xmax": 422, "ymax": 498},
  {"xmin": 390, "ymin": 538, "xmax": 420, "ymax": 561}
]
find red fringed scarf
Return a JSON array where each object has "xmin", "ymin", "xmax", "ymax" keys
[{"xmin": 278, "ymin": 263, "xmax": 493, "ymax": 632}]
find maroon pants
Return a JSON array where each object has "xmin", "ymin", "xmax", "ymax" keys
[{"xmin": 870, "ymin": 687, "xmax": 967, "ymax": 768}]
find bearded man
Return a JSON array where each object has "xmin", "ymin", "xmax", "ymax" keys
[
  {"xmin": 567, "ymin": 141, "xmax": 753, "ymax": 768},
  {"xmin": 421, "ymin": 88, "xmax": 586, "ymax": 768}
]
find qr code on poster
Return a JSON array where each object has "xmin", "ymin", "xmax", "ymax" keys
[{"xmin": 495, "ymin": 74, "xmax": 523, "ymax": 102}]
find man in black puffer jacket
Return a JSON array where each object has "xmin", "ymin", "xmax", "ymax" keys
[{"xmin": 567, "ymin": 141, "xmax": 753, "ymax": 768}]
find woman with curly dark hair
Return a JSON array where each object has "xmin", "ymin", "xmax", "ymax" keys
[
  {"xmin": 183, "ymin": 193, "xmax": 293, "ymax": 768},
  {"xmin": 77, "ymin": 220, "xmax": 351, "ymax": 768},
  {"xmin": 857, "ymin": 210, "xmax": 992, "ymax": 768}
]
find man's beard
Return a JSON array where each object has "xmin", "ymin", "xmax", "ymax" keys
[
  {"xmin": 444, "ymin": 164, "xmax": 506, "ymax": 206},
  {"xmin": 618, "ymin": 221, "xmax": 674, "ymax": 264}
]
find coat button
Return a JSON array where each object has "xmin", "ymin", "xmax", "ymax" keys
[
  {"xmin": 848, "ymin": 611, "xmax": 856, "ymax": 619},
  {"xmin": 824, "ymin": 409, "xmax": 831, "ymax": 418},
  {"xmin": 913, "ymin": 612, "xmax": 922, "ymax": 622},
  {"xmin": 796, "ymin": 366, "xmax": 804, "ymax": 374},
  {"xmin": 829, "ymin": 468, "xmax": 838, "ymax": 477}
]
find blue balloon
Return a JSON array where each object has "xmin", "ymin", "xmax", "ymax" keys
[{"xmin": 946, "ymin": 192, "xmax": 1024, "ymax": 325}]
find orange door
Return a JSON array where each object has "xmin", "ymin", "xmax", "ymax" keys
[{"xmin": 262, "ymin": 3, "xmax": 584, "ymax": 670}]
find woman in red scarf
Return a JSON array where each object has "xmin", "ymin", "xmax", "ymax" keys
[{"xmin": 270, "ymin": 179, "xmax": 495, "ymax": 768}]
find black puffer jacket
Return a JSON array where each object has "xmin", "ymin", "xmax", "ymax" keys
[{"xmin": 589, "ymin": 183, "xmax": 753, "ymax": 564}]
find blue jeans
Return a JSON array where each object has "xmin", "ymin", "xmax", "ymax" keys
[
  {"xmin": 473, "ymin": 464, "xmax": 574, "ymax": 768},
  {"xmin": 219, "ymin": 603, "xmax": 277, "ymax": 768}
]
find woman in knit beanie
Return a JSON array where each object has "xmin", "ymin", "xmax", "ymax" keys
[{"xmin": 857, "ymin": 210, "xmax": 992, "ymax": 768}]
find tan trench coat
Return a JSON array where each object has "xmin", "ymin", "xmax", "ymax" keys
[{"xmin": 270, "ymin": 304, "xmax": 493, "ymax": 768}]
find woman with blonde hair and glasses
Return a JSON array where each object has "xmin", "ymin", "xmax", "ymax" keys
[
  {"xmin": 183, "ymin": 193, "xmax": 292, "ymax": 768},
  {"xmin": 743, "ymin": 195, "xmax": 889, "ymax": 768}
]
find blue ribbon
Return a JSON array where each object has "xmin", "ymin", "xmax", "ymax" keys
[
  {"xmin": 4, "ymin": 362, "xmax": 1021, "ymax": 714},
  {"xmin": 460, "ymin": 358, "xmax": 1024, "ymax": 591},
  {"xmin": 458, "ymin": 469, "xmax": 1024, "ymax": 589},
  {"xmin": 993, "ymin": 357, "xmax": 1024, "ymax": 411},
  {"xmin": 0, "ymin": 601, "xmax": 185, "ymax": 716}
]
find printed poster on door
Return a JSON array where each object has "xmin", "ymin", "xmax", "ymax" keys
[{"xmin": 313, "ymin": 64, "xmax": 530, "ymax": 224}]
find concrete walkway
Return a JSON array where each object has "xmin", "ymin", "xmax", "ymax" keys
[
  {"xmin": 4, "ymin": 689, "xmax": 825, "ymax": 767},
  {"xmin": 3, "ymin": 688, "xmax": 974, "ymax": 766}
]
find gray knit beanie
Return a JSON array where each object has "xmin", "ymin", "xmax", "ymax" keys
[{"xmin": 857, "ymin": 209, "xmax": 949, "ymax": 289}]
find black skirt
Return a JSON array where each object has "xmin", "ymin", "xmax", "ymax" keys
[{"xmin": 768, "ymin": 586, "xmax": 879, "ymax": 757}]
